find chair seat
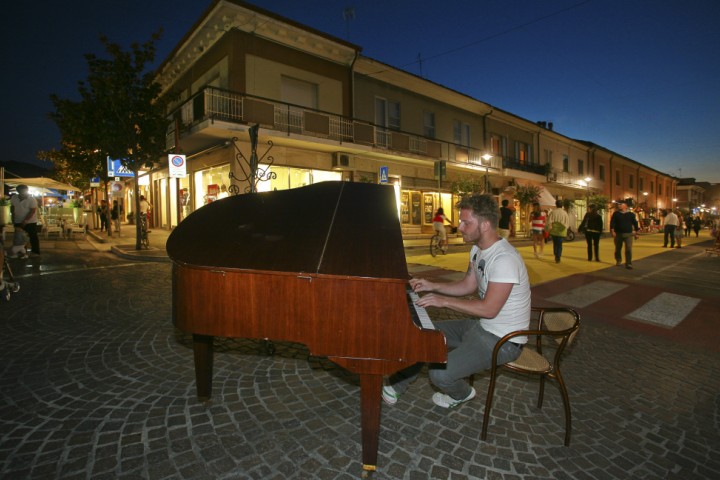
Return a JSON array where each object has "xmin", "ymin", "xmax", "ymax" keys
[{"xmin": 506, "ymin": 348, "xmax": 551, "ymax": 373}]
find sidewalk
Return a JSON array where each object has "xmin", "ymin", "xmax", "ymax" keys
[{"xmin": 85, "ymin": 224, "xmax": 713, "ymax": 282}]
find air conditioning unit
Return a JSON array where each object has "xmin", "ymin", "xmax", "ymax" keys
[{"xmin": 332, "ymin": 152, "xmax": 353, "ymax": 169}]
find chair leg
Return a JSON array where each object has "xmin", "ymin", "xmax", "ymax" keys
[
  {"xmin": 537, "ymin": 375, "xmax": 546, "ymax": 409},
  {"xmin": 555, "ymin": 372, "xmax": 572, "ymax": 446},
  {"xmin": 481, "ymin": 367, "xmax": 499, "ymax": 441}
]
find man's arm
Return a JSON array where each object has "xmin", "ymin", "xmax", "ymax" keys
[
  {"xmin": 410, "ymin": 262, "xmax": 477, "ymax": 298},
  {"xmin": 415, "ymin": 281, "xmax": 513, "ymax": 320}
]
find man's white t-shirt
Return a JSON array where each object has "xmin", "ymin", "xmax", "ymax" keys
[
  {"xmin": 470, "ymin": 238, "xmax": 531, "ymax": 343},
  {"xmin": 11, "ymin": 194, "xmax": 38, "ymax": 224}
]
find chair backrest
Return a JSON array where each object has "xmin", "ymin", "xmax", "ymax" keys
[{"xmin": 540, "ymin": 308, "xmax": 580, "ymax": 346}]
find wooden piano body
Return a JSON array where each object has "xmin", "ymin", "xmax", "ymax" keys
[{"xmin": 167, "ymin": 181, "xmax": 446, "ymax": 473}]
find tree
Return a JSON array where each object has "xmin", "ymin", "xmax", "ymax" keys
[
  {"xmin": 49, "ymin": 32, "xmax": 169, "ymax": 249},
  {"xmin": 451, "ymin": 176, "xmax": 486, "ymax": 196},
  {"xmin": 512, "ymin": 183, "xmax": 544, "ymax": 236}
]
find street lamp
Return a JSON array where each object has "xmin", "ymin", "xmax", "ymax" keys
[
  {"xmin": 481, "ymin": 153, "xmax": 493, "ymax": 193},
  {"xmin": 583, "ymin": 176, "xmax": 592, "ymax": 215}
]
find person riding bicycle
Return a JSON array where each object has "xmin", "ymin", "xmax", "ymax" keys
[{"xmin": 432, "ymin": 207, "xmax": 453, "ymax": 252}]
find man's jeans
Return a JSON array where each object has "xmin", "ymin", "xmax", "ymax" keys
[
  {"xmin": 614, "ymin": 232, "xmax": 634, "ymax": 265},
  {"xmin": 551, "ymin": 234, "xmax": 564, "ymax": 260},
  {"xmin": 663, "ymin": 225, "xmax": 676, "ymax": 247},
  {"xmin": 388, "ymin": 320, "xmax": 523, "ymax": 400}
]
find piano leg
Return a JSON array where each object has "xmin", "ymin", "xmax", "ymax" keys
[
  {"xmin": 192, "ymin": 334, "xmax": 214, "ymax": 401},
  {"xmin": 359, "ymin": 374, "xmax": 382, "ymax": 476}
]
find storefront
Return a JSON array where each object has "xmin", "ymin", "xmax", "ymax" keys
[{"xmin": 400, "ymin": 189, "xmax": 456, "ymax": 235}]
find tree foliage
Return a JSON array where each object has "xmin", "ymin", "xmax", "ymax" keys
[
  {"xmin": 48, "ymin": 32, "xmax": 169, "ymax": 249},
  {"xmin": 451, "ymin": 176, "xmax": 486, "ymax": 196},
  {"xmin": 513, "ymin": 183, "xmax": 543, "ymax": 208},
  {"xmin": 588, "ymin": 193, "xmax": 611, "ymax": 212}
]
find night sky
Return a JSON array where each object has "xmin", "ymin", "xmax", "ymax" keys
[{"xmin": 2, "ymin": 0, "xmax": 718, "ymax": 182}]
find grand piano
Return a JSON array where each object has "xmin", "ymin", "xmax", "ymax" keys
[{"xmin": 167, "ymin": 181, "xmax": 446, "ymax": 474}]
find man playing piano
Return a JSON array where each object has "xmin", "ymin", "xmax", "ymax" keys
[{"xmin": 383, "ymin": 193, "xmax": 531, "ymax": 408}]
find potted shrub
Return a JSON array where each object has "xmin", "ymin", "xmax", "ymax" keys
[
  {"xmin": 0, "ymin": 197, "xmax": 11, "ymax": 226},
  {"xmin": 71, "ymin": 199, "xmax": 84, "ymax": 223}
]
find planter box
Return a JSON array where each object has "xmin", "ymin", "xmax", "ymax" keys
[{"xmin": 0, "ymin": 205, "xmax": 11, "ymax": 225}]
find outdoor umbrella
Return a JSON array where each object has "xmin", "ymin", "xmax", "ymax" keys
[{"xmin": 5, "ymin": 177, "xmax": 80, "ymax": 192}]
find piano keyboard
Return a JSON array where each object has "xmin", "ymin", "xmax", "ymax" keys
[{"xmin": 407, "ymin": 289, "xmax": 435, "ymax": 330}]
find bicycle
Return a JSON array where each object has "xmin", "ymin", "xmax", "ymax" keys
[
  {"xmin": 429, "ymin": 232, "xmax": 446, "ymax": 257},
  {"xmin": 138, "ymin": 213, "xmax": 150, "ymax": 249}
]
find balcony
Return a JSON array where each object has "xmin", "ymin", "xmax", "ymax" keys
[{"xmin": 166, "ymin": 86, "xmax": 504, "ymax": 171}]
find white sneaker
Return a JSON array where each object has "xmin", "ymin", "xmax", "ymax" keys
[
  {"xmin": 382, "ymin": 385, "xmax": 399, "ymax": 406},
  {"xmin": 432, "ymin": 387, "xmax": 476, "ymax": 409}
]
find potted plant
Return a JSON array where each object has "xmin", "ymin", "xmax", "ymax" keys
[
  {"xmin": 0, "ymin": 197, "xmax": 11, "ymax": 226},
  {"xmin": 71, "ymin": 199, "xmax": 84, "ymax": 223}
]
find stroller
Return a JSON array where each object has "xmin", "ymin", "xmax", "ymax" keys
[
  {"xmin": 1, "ymin": 249, "xmax": 20, "ymax": 301},
  {"xmin": 1, "ymin": 226, "xmax": 22, "ymax": 301}
]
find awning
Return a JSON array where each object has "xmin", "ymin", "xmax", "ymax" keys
[
  {"xmin": 538, "ymin": 186, "xmax": 557, "ymax": 207},
  {"xmin": 511, "ymin": 179, "xmax": 557, "ymax": 207},
  {"xmin": 5, "ymin": 177, "xmax": 80, "ymax": 192}
]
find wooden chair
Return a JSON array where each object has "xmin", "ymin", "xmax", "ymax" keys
[{"xmin": 481, "ymin": 307, "xmax": 580, "ymax": 446}]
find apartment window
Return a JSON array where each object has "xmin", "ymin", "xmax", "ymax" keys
[
  {"xmin": 544, "ymin": 149, "xmax": 553, "ymax": 165},
  {"xmin": 650, "ymin": 181, "xmax": 654, "ymax": 194},
  {"xmin": 388, "ymin": 101, "xmax": 401, "ymax": 130},
  {"xmin": 615, "ymin": 170, "xmax": 621, "ymax": 186},
  {"xmin": 423, "ymin": 111, "xmax": 435, "ymax": 138},
  {"xmin": 281, "ymin": 76, "xmax": 318, "ymax": 109},
  {"xmin": 578, "ymin": 159, "xmax": 584, "ymax": 176},
  {"xmin": 490, "ymin": 135, "xmax": 505, "ymax": 156},
  {"xmin": 515, "ymin": 142, "xmax": 533, "ymax": 163},
  {"xmin": 599, "ymin": 165, "xmax": 606, "ymax": 181},
  {"xmin": 659, "ymin": 184, "xmax": 663, "ymax": 195},
  {"xmin": 453, "ymin": 120, "xmax": 470, "ymax": 146},
  {"xmin": 629, "ymin": 174, "xmax": 634, "ymax": 189},
  {"xmin": 639, "ymin": 178, "xmax": 644, "ymax": 191},
  {"xmin": 375, "ymin": 97, "xmax": 387, "ymax": 127},
  {"xmin": 562, "ymin": 155, "xmax": 569, "ymax": 172}
]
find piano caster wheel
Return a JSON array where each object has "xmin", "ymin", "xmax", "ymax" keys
[
  {"xmin": 264, "ymin": 340, "xmax": 276, "ymax": 356},
  {"xmin": 361, "ymin": 468, "xmax": 375, "ymax": 478}
]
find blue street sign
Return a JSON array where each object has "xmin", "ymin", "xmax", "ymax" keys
[
  {"xmin": 380, "ymin": 166, "xmax": 389, "ymax": 183},
  {"xmin": 107, "ymin": 157, "xmax": 134, "ymax": 178}
]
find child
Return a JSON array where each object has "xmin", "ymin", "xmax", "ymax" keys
[{"xmin": 8, "ymin": 226, "xmax": 28, "ymax": 259}]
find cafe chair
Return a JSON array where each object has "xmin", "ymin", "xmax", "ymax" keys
[
  {"xmin": 480, "ymin": 307, "xmax": 580, "ymax": 446},
  {"xmin": 43, "ymin": 220, "xmax": 63, "ymax": 240}
]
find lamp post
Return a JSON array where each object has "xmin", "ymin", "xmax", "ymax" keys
[
  {"xmin": 481, "ymin": 153, "xmax": 493, "ymax": 193},
  {"xmin": 584, "ymin": 176, "xmax": 592, "ymax": 204}
]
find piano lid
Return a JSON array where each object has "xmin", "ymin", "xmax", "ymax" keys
[{"xmin": 166, "ymin": 181, "xmax": 409, "ymax": 280}]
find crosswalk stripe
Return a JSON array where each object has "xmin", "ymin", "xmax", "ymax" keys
[
  {"xmin": 624, "ymin": 293, "xmax": 701, "ymax": 328},
  {"xmin": 546, "ymin": 280, "xmax": 628, "ymax": 308}
]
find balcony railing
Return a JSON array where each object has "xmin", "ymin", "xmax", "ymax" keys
[{"xmin": 167, "ymin": 86, "xmax": 509, "ymax": 171}]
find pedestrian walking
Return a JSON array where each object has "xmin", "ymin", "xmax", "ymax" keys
[
  {"xmin": 530, "ymin": 202, "xmax": 546, "ymax": 258},
  {"xmin": 662, "ymin": 209, "xmax": 678, "ymax": 248},
  {"xmin": 546, "ymin": 200, "xmax": 570, "ymax": 263},
  {"xmin": 610, "ymin": 200, "xmax": 639, "ymax": 270},
  {"xmin": 684, "ymin": 213, "xmax": 693, "ymax": 236},
  {"xmin": 578, "ymin": 204, "xmax": 603, "ymax": 262},
  {"xmin": 674, "ymin": 211, "xmax": 684, "ymax": 248},
  {"xmin": 692, "ymin": 216, "xmax": 701, "ymax": 237},
  {"xmin": 10, "ymin": 184, "xmax": 40, "ymax": 256}
]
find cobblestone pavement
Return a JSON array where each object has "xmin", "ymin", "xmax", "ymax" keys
[{"xmin": 1, "ymin": 239, "xmax": 719, "ymax": 479}]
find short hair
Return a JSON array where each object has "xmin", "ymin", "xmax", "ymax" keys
[
  {"xmin": 16, "ymin": 184, "xmax": 28, "ymax": 192},
  {"xmin": 532, "ymin": 202, "xmax": 540, "ymax": 208},
  {"xmin": 501, "ymin": 199, "xmax": 509, "ymax": 207},
  {"xmin": 436, "ymin": 207, "xmax": 444, "ymax": 215},
  {"xmin": 457, "ymin": 194, "xmax": 499, "ymax": 227},
  {"xmin": 555, "ymin": 200, "xmax": 563, "ymax": 208}
]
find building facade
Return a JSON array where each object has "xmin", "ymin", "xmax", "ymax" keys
[{"xmin": 126, "ymin": 0, "xmax": 678, "ymax": 236}]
